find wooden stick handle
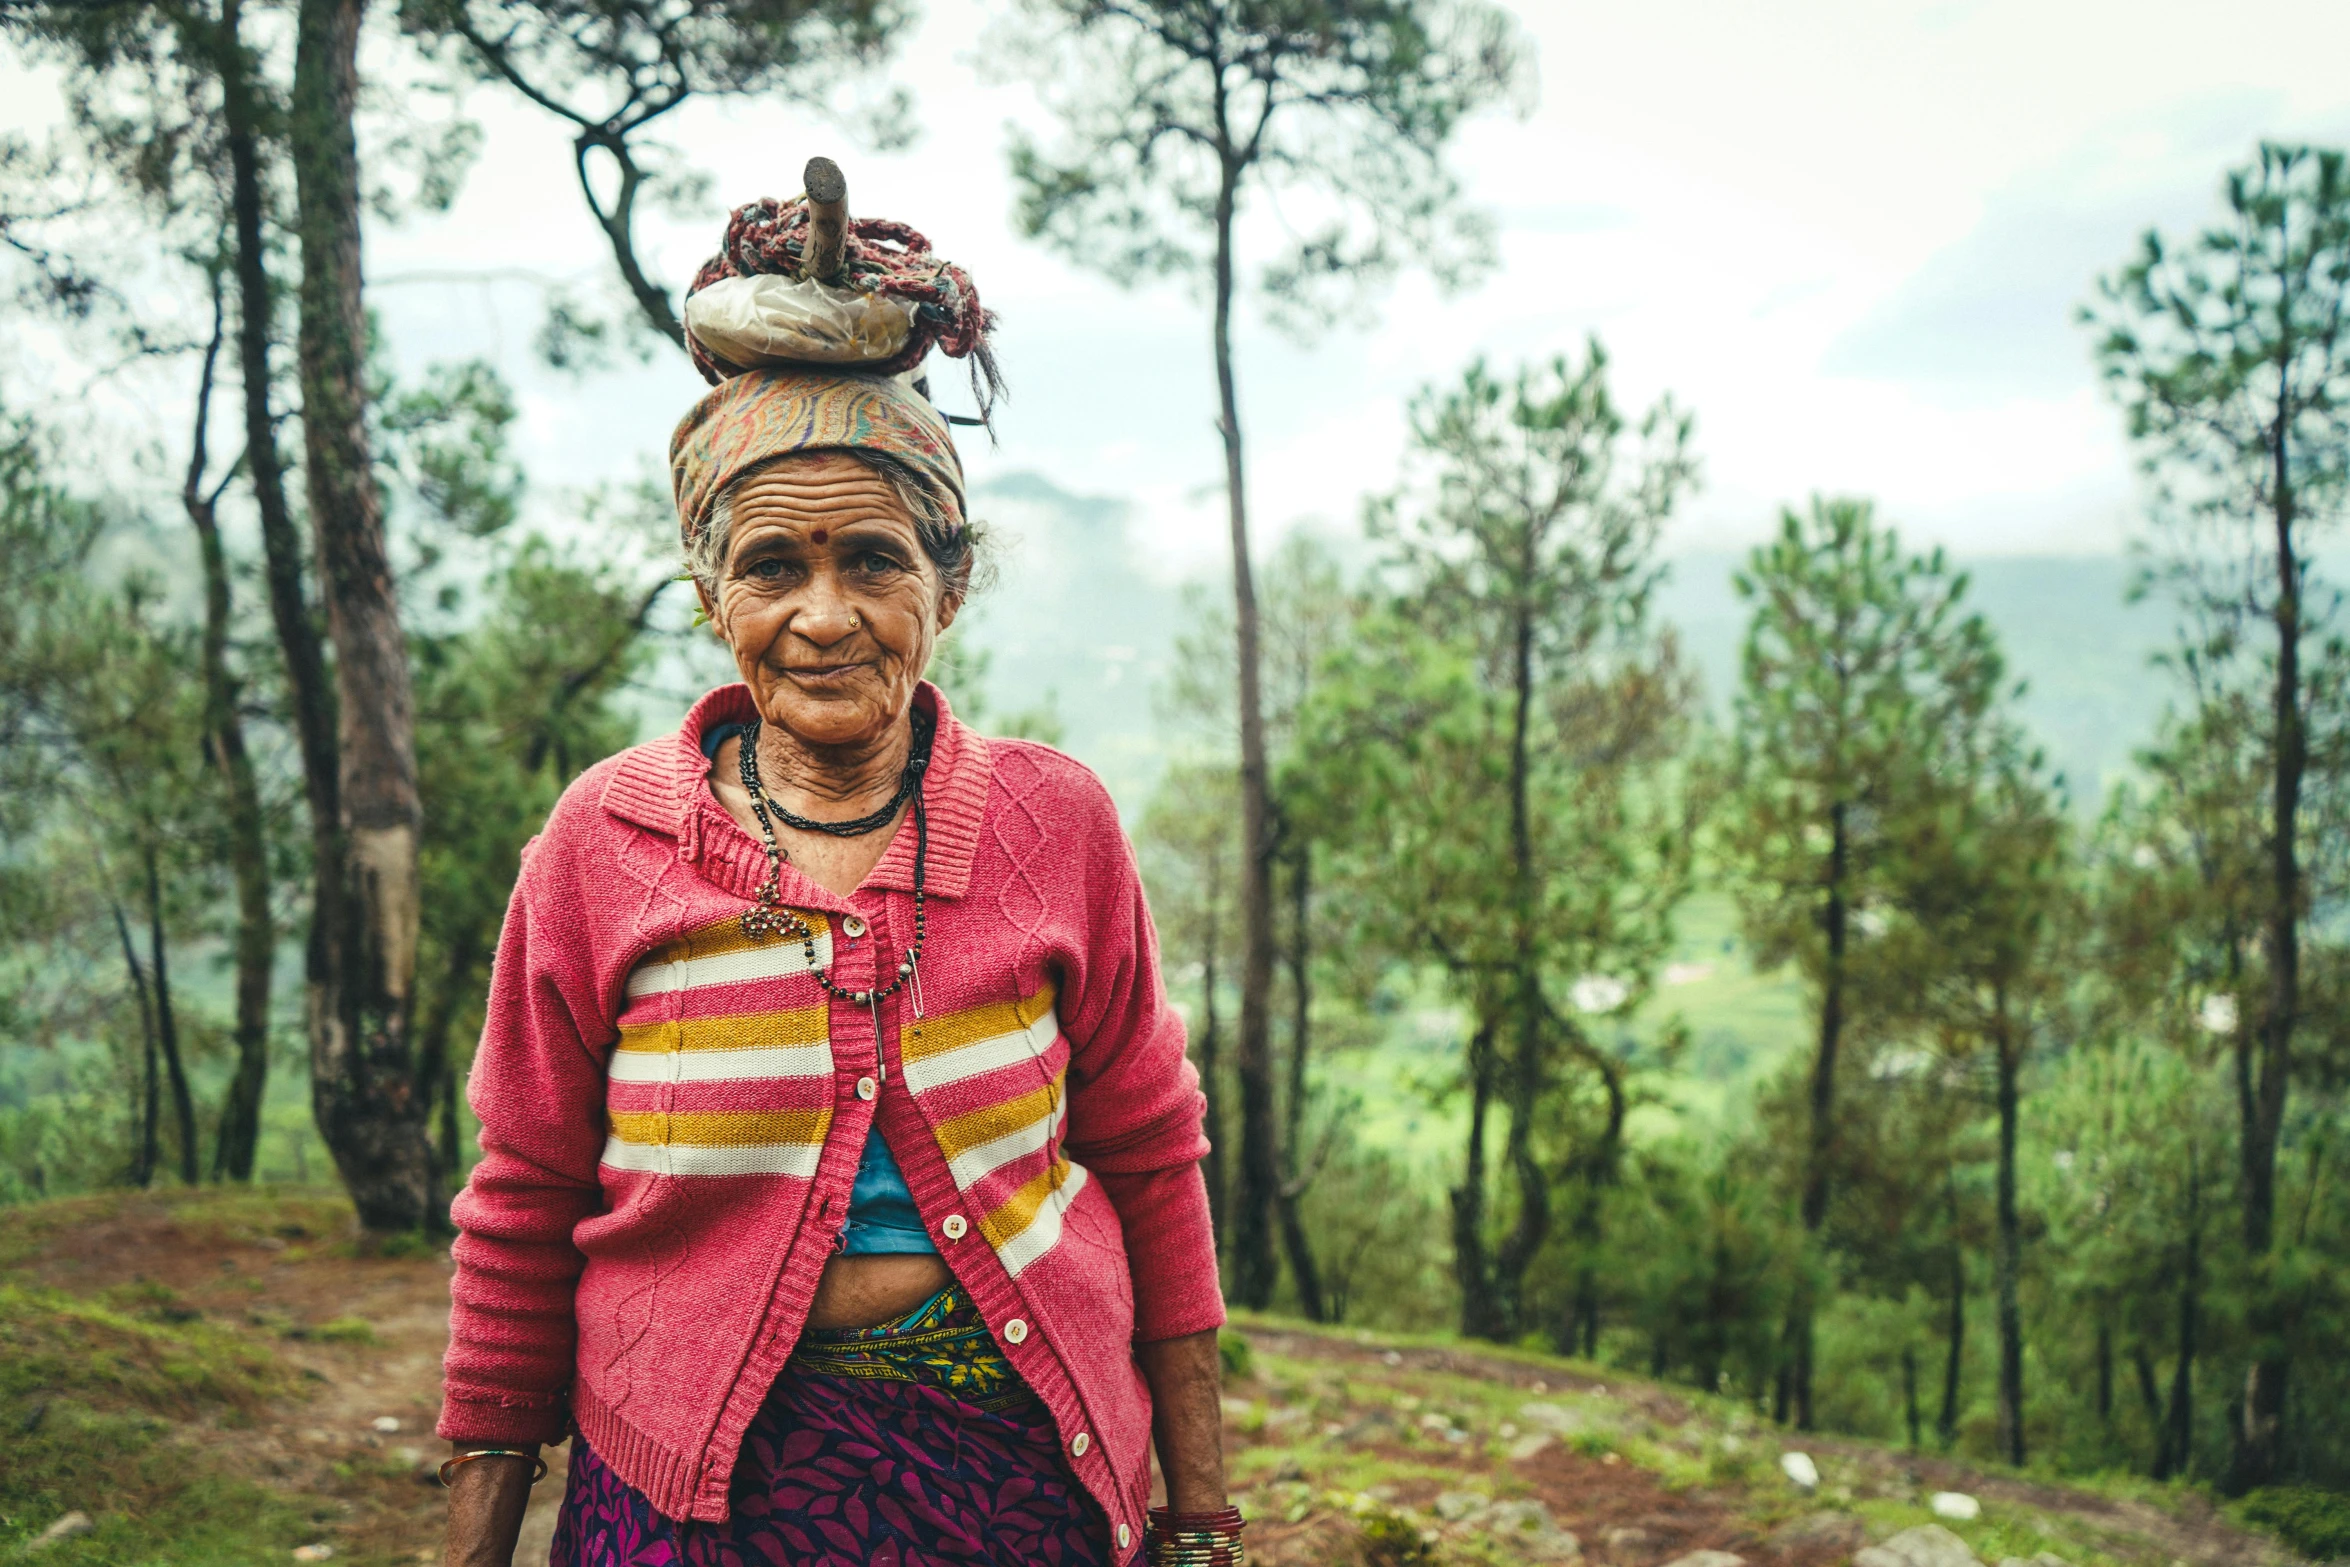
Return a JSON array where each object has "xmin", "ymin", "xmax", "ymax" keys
[{"xmin": 802, "ymin": 156, "xmax": 848, "ymax": 284}]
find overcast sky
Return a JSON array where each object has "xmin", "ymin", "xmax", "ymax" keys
[{"xmin": 13, "ymin": 0, "xmax": 2350, "ymax": 579}]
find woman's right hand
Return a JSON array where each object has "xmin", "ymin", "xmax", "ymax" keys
[{"xmin": 441, "ymin": 1444, "xmax": 542, "ymax": 1567}]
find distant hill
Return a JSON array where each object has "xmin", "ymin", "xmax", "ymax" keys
[{"xmin": 957, "ymin": 472, "xmax": 2186, "ymax": 814}]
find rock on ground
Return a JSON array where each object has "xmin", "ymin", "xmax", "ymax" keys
[
  {"xmin": 1771, "ymin": 1512, "xmax": 1869, "ymax": 1552},
  {"xmin": 1855, "ymin": 1524, "xmax": 1984, "ymax": 1567},
  {"xmin": 1658, "ymin": 1552, "xmax": 1748, "ymax": 1567},
  {"xmin": 1931, "ymin": 1492, "xmax": 1984, "ymax": 1521},
  {"xmin": 1781, "ymin": 1450, "xmax": 1822, "ymax": 1490},
  {"xmin": 1425, "ymin": 1492, "xmax": 1582, "ymax": 1560}
]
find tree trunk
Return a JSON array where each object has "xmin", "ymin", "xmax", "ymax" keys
[
  {"xmin": 1209, "ymin": 155, "xmax": 1279, "ymax": 1311},
  {"xmin": 2170, "ymin": 1139, "xmax": 2202, "ymax": 1480},
  {"xmin": 182, "ymin": 276, "xmax": 274, "ymax": 1184},
  {"xmin": 114, "ymin": 903, "xmax": 160, "ymax": 1188},
  {"xmin": 222, "ymin": 0, "xmax": 347, "ymax": 1195},
  {"xmin": 1490, "ymin": 582, "xmax": 1548, "ymax": 1341},
  {"xmin": 292, "ymin": 0, "xmax": 435, "ymax": 1233},
  {"xmin": 1790, "ymin": 797, "xmax": 1849, "ymax": 1431},
  {"xmin": 1452, "ymin": 1022, "xmax": 1501, "ymax": 1340},
  {"xmin": 1939, "ymin": 1171, "xmax": 1965, "ymax": 1447},
  {"xmin": 146, "ymin": 850, "xmax": 200, "ymax": 1186},
  {"xmin": 1904, "ymin": 1345, "xmax": 1923, "ymax": 1450},
  {"xmin": 2136, "ymin": 1345, "xmax": 2175, "ymax": 1480},
  {"xmin": 413, "ymin": 922, "xmax": 486, "ymax": 1204},
  {"xmin": 1198, "ymin": 897, "xmax": 1226, "ymax": 1254},
  {"xmin": 2239, "ymin": 405, "xmax": 2301, "ymax": 1488},
  {"xmin": 1994, "ymin": 1011, "xmax": 2025, "ymax": 1466},
  {"xmin": 1276, "ymin": 847, "xmax": 1326, "ymax": 1322},
  {"xmin": 2097, "ymin": 1322, "xmax": 2114, "ymax": 1425}
]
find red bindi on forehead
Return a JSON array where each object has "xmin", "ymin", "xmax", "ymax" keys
[{"xmin": 809, "ymin": 528, "xmax": 829, "ymax": 544}]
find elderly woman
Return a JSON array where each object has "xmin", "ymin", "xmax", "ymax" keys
[{"xmin": 437, "ymin": 175, "xmax": 1239, "ymax": 1567}]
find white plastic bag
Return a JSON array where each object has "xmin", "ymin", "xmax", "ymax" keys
[{"xmin": 684, "ymin": 273, "xmax": 919, "ymax": 368}]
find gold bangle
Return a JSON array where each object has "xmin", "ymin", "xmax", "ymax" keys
[{"xmin": 437, "ymin": 1448, "xmax": 550, "ymax": 1487}]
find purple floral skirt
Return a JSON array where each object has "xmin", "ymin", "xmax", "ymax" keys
[{"xmin": 549, "ymin": 1286, "xmax": 1112, "ymax": 1567}]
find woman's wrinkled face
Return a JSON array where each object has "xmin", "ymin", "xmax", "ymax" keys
[{"xmin": 697, "ymin": 452, "xmax": 957, "ymax": 752}]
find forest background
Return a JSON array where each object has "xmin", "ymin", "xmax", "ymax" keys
[{"xmin": 3, "ymin": 0, "xmax": 2349, "ymax": 1545}]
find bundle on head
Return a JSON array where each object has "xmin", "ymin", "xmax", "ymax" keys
[{"xmin": 683, "ymin": 156, "xmax": 1002, "ymax": 427}]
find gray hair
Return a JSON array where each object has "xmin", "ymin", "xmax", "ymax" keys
[{"xmin": 686, "ymin": 449, "xmax": 981, "ymax": 606}]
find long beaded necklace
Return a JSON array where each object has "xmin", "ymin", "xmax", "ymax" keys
[{"xmin": 735, "ymin": 707, "xmax": 932, "ymax": 1008}]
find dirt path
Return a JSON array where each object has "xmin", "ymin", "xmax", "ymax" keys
[{"xmin": 2, "ymin": 1192, "xmax": 2296, "ymax": 1567}]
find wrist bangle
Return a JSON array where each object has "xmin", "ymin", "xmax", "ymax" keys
[
  {"xmin": 437, "ymin": 1448, "xmax": 550, "ymax": 1487},
  {"xmin": 1145, "ymin": 1505, "xmax": 1245, "ymax": 1566}
]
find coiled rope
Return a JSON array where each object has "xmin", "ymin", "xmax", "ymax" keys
[{"xmin": 685, "ymin": 194, "xmax": 1003, "ymax": 428}]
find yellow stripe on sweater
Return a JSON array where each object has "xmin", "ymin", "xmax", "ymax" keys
[
  {"xmin": 646, "ymin": 913, "xmax": 832, "ymax": 966},
  {"xmin": 615, "ymin": 1004, "xmax": 829, "ymax": 1055},
  {"xmin": 933, "ymin": 1078, "xmax": 1061, "ymax": 1167},
  {"xmin": 983, "ymin": 1158, "xmax": 1090, "ymax": 1277},
  {"xmin": 625, "ymin": 915, "xmax": 834, "ymax": 1000},
  {"xmin": 605, "ymin": 1109, "xmax": 832, "ymax": 1148},
  {"xmin": 901, "ymin": 984, "xmax": 1056, "ymax": 1064}
]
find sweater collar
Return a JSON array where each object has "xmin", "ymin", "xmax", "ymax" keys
[{"xmin": 598, "ymin": 681, "xmax": 991, "ymax": 904}]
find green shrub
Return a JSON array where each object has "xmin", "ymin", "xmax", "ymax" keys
[
  {"xmin": 306, "ymin": 1316, "xmax": 378, "ymax": 1345},
  {"xmin": 1358, "ymin": 1504, "xmax": 1439, "ymax": 1567},
  {"xmin": 2240, "ymin": 1487, "xmax": 2350, "ymax": 1561},
  {"xmin": 1218, "ymin": 1328, "xmax": 1255, "ymax": 1382}
]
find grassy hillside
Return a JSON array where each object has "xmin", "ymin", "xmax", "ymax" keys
[{"xmin": 0, "ymin": 1188, "xmax": 2306, "ymax": 1567}]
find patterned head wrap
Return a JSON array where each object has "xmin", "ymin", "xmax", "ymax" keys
[{"xmin": 669, "ymin": 366, "xmax": 966, "ymax": 555}]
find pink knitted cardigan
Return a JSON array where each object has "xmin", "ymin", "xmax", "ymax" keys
[{"xmin": 438, "ymin": 683, "xmax": 1224, "ymax": 1547}]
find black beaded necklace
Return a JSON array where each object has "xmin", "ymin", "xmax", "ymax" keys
[{"xmin": 735, "ymin": 708, "xmax": 933, "ymax": 1008}]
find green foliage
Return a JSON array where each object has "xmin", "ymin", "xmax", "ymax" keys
[
  {"xmin": 2087, "ymin": 138, "xmax": 2350, "ymax": 1486},
  {"xmin": 379, "ymin": 357, "xmax": 524, "ymax": 539},
  {"xmin": 1358, "ymin": 1503, "xmax": 1440, "ymax": 1566},
  {"xmin": 2239, "ymin": 1486, "xmax": 2350, "ymax": 1560},
  {"xmin": 1718, "ymin": 497, "xmax": 2004, "ymax": 990},
  {"xmin": 306, "ymin": 1314, "xmax": 379, "ymax": 1343},
  {"xmin": 1290, "ymin": 345, "xmax": 1698, "ymax": 1342},
  {"xmin": 1219, "ymin": 1327, "xmax": 1255, "ymax": 1382}
]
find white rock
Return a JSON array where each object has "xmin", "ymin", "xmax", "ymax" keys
[
  {"xmin": 1507, "ymin": 1432, "xmax": 1557, "ymax": 1461},
  {"xmin": 1432, "ymin": 1491, "xmax": 1488, "ymax": 1522},
  {"xmin": 1930, "ymin": 1492, "xmax": 1982, "ymax": 1522},
  {"xmin": 292, "ymin": 1548, "xmax": 337, "ymax": 1563},
  {"xmin": 1382, "ymin": 1349, "xmax": 1403, "ymax": 1366},
  {"xmin": 1780, "ymin": 1450, "xmax": 1821, "ymax": 1490},
  {"xmin": 1659, "ymin": 1552, "xmax": 1747, "ymax": 1567},
  {"xmin": 27, "ymin": 1513, "xmax": 95, "ymax": 1551},
  {"xmin": 370, "ymin": 1416, "xmax": 402, "ymax": 1434}
]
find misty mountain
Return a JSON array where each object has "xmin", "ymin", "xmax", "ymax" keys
[{"xmin": 950, "ymin": 473, "xmax": 2185, "ymax": 814}]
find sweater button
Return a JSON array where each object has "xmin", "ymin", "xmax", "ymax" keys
[
  {"xmin": 1070, "ymin": 1431, "xmax": 1090, "ymax": 1456},
  {"xmin": 843, "ymin": 914, "xmax": 868, "ymax": 939},
  {"xmin": 856, "ymin": 1076, "xmax": 877, "ymax": 1101},
  {"xmin": 1003, "ymin": 1318, "xmax": 1028, "ymax": 1345},
  {"xmin": 1118, "ymin": 1523, "xmax": 1131, "ymax": 1549},
  {"xmin": 942, "ymin": 1214, "xmax": 968, "ymax": 1241}
]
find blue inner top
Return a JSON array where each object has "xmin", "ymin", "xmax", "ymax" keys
[
  {"xmin": 841, "ymin": 1130, "xmax": 938, "ymax": 1255},
  {"xmin": 700, "ymin": 718, "xmax": 937, "ymax": 1259}
]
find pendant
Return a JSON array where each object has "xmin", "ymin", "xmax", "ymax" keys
[{"xmin": 740, "ymin": 874, "xmax": 810, "ymax": 945}]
